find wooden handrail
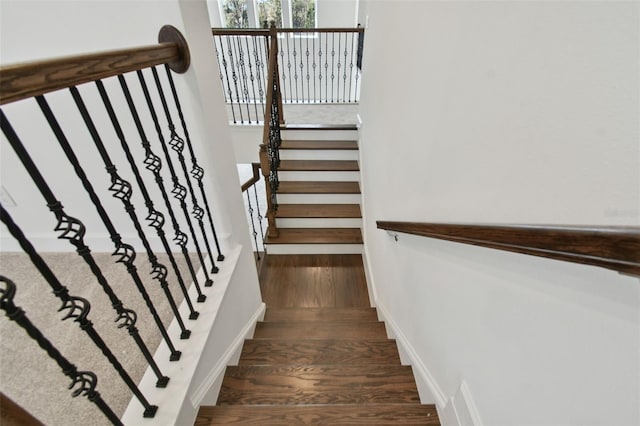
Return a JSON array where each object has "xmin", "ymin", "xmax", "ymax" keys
[
  {"xmin": 377, "ymin": 221, "xmax": 640, "ymax": 276},
  {"xmin": 0, "ymin": 25, "xmax": 189, "ymax": 106},
  {"xmin": 212, "ymin": 28, "xmax": 270, "ymax": 36},
  {"xmin": 212, "ymin": 27, "xmax": 363, "ymax": 35},
  {"xmin": 241, "ymin": 163, "xmax": 262, "ymax": 192}
]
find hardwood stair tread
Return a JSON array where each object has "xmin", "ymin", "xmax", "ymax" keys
[
  {"xmin": 277, "ymin": 204, "xmax": 361, "ymax": 218},
  {"xmin": 253, "ymin": 321, "xmax": 387, "ymax": 339},
  {"xmin": 196, "ymin": 404, "xmax": 440, "ymax": 425},
  {"xmin": 239, "ymin": 339, "xmax": 401, "ymax": 365},
  {"xmin": 265, "ymin": 228, "xmax": 363, "ymax": 244},
  {"xmin": 279, "ymin": 160, "xmax": 359, "ymax": 171},
  {"xmin": 280, "ymin": 140, "xmax": 358, "ymax": 150},
  {"xmin": 218, "ymin": 365, "xmax": 420, "ymax": 405},
  {"xmin": 263, "ymin": 307, "xmax": 377, "ymax": 322},
  {"xmin": 278, "ymin": 181, "xmax": 360, "ymax": 194},
  {"xmin": 282, "ymin": 124, "xmax": 358, "ymax": 131}
]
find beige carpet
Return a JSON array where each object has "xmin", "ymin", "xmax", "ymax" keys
[{"xmin": 0, "ymin": 251, "xmax": 190, "ymax": 425}]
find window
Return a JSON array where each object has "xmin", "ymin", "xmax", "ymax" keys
[
  {"xmin": 222, "ymin": 0, "xmax": 249, "ymax": 28},
  {"xmin": 291, "ymin": 0, "xmax": 315, "ymax": 29},
  {"xmin": 257, "ymin": 0, "xmax": 282, "ymax": 28}
]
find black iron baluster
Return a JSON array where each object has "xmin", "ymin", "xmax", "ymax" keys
[
  {"xmin": 117, "ymin": 75, "xmax": 201, "ymax": 320},
  {"xmin": 133, "ymin": 71, "xmax": 208, "ymax": 303},
  {"xmin": 69, "ymin": 86, "xmax": 189, "ymax": 352},
  {"xmin": 318, "ymin": 34, "xmax": 323, "ymax": 102},
  {"xmin": 226, "ymin": 36, "xmax": 245, "ymax": 124},
  {"xmin": 217, "ymin": 37, "xmax": 237, "ymax": 124},
  {"xmin": 349, "ymin": 32, "xmax": 355, "ymax": 103},
  {"xmin": 0, "ymin": 276, "xmax": 123, "ymax": 426},
  {"xmin": 297, "ymin": 33, "xmax": 304, "ymax": 103},
  {"xmin": 277, "ymin": 36, "xmax": 286, "ymax": 104},
  {"xmin": 253, "ymin": 36, "xmax": 266, "ymax": 118},
  {"xmin": 343, "ymin": 33, "xmax": 348, "ymax": 103},
  {"xmin": 163, "ymin": 65, "xmax": 225, "ymax": 264},
  {"xmin": 253, "ymin": 182, "xmax": 266, "ymax": 254},
  {"xmin": 331, "ymin": 32, "xmax": 336, "ymax": 103},
  {"xmin": 245, "ymin": 191, "xmax": 260, "ymax": 260},
  {"xmin": 150, "ymin": 67, "xmax": 217, "ymax": 282},
  {"xmin": 1, "ymin": 109, "xmax": 168, "ymax": 389},
  {"xmin": 234, "ymin": 36, "xmax": 252, "ymax": 123},
  {"xmin": 306, "ymin": 34, "xmax": 311, "ymax": 103},
  {"xmin": 244, "ymin": 37, "xmax": 260, "ymax": 122},
  {"xmin": 336, "ymin": 32, "xmax": 342, "ymax": 102},
  {"xmin": 94, "ymin": 80, "xmax": 191, "ymax": 339},
  {"xmin": 0, "ymin": 193, "xmax": 157, "ymax": 418},
  {"xmin": 292, "ymin": 34, "xmax": 300, "ymax": 103},
  {"xmin": 213, "ymin": 38, "xmax": 227, "ymax": 102},
  {"xmin": 312, "ymin": 33, "xmax": 317, "ymax": 102},
  {"xmin": 286, "ymin": 34, "xmax": 294, "ymax": 104},
  {"xmin": 324, "ymin": 33, "xmax": 329, "ymax": 102}
]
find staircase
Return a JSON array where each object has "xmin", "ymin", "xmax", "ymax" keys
[
  {"xmin": 265, "ymin": 125, "xmax": 364, "ymax": 255},
  {"xmin": 196, "ymin": 306, "xmax": 439, "ymax": 424}
]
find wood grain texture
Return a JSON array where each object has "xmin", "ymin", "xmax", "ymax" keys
[
  {"xmin": 239, "ymin": 339, "xmax": 401, "ymax": 365},
  {"xmin": 278, "ymin": 160, "xmax": 359, "ymax": 171},
  {"xmin": 217, "ymin": 365, "xmax": 420, "ymax": 405},
  {"xmin": 0, "ymin": 393, "xmax": 43, "ymax": 426},
  {"xmin": 280, "ymin": 140, "xmax": 358, "ymax": 150},
  {"xmin": 265, "ymin": 228, "xmax": 363, "ymax": 244},
  {"xmin": 277, "ymin": 204, "xmax": 361, "ymax": 218},
  {"xmin": 240, "ymin": 163, "xmax": 261, "ymax": 192},
  {"xmin": 196, "ymin": 404, "xmax": 439, "ymax": 425},
  {"xmin": 263, "ymin": 307, "xmax": 377, "ymax": 322},
  {"xmin": 0, "ymin": 43, "xmax": 182, "ymax": 105},
  {"xmin": 377, "ymin": 221, "xmax": 640, "ymax": 276},
  {"xmin": 259, "ymin": 255, "xmax": 370, "ymax": 308},
  {"xmin": 278, "ymin": 181, "xmax": 360, "ymax": 194},
  {"xmin": 253, "ymin": 321, "xmax": 387, "ymax": 340}
]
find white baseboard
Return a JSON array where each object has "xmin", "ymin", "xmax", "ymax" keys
[{"xmin": 189, "ymin": 301, "xmax": 266, "ymax": 406}]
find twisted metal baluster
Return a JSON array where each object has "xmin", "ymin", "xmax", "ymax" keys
[
  {"xmin": 94, "ymin": 81, "xmax": 192, "ymax": 337},
  {"xmin": 245, "ymin": 37, "xmax": 260, "ymax": 121},
  {"xmin": 226, "ymin": 35, "xmax": 245, "ymax": 124},
  {"xmin": 164, "ymin": 65, "xmax": 225, "ymax": 263},
  {"xmin": 150, "ymin": 67, "xmax": 217, "ymax": 280},
  {"xmin": 217, "ymin": 37, "xmax": 237, "ymax": 123},
  {"xmin": 292, "ymin": 34, "xmax": 299, "ymax": 103},
  {"xmin": 252, "ymin": 36, "xmax": 266, "ymax": 118},
  {"xmin": 312, "ymin": 32, "xmax": 317, "ymax": 102},
  {"xmin": 349, "ymin": 32, "xmax": 355, "ymax": 103},
  {"xmin": 69, "ymin": 87, "xmax": 189, "ymax": 351},
  {"xmin": 343, "ymin": 33, "xmax": 348, "ymax": 102},
  {"xmin": 0, "ymin": 204, "xmax": 157, "ymax": 417},
  {"xmin": 246, "ymin": 191, "xmax": 260, "ymax": 261},
  {"xmin": 286, "ymin": 34, "xmax": 294, "ymax": 104},
  {"xmin": 318, "ymin": 34, "xmax": 323, "ymax": 102},
  {"xmin": 324, "ymin": 33, "xmax": 329, "ymax": 102},
  {"xmin": 278, "ymin": 37, "xmax": 287, "ymax": 104},
  {"xmin": 306, "ymin": 34, "xmax": 311, "ymax": 103},
  {"xmin": 0, "ymin": 110, "xmax": 168, "ymax": 388},
  {"xmin": 135, "ymin": 71, "xmax": 207, "ymax": 302},
  {"xmin": 117, "ymin": 74, "xmax": 205, "ymax": 311},
  {"xmin": 332, "ymin": 32, "xmax": 337, "ymax": 103},
  {"xmin": 0, "ymin": 276, "xmax": 123, "ymax": 425},
  {"xmin": 234, "ymin": 36, "xmax": 252, "ymax": 122},
  {"xmin": 253, "ymin": 182, "xmax": 266, "ymax": 254}
]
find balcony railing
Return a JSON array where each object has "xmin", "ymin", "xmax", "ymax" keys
[
  {"xmin": 212, "ymin": 26, "xmax": 365, "ymax": 124},
  {"xmin": 0, "ymin": 26, "xmax": 224, "ymax": 424}
]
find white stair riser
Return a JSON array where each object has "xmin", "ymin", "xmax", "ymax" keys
[
  {"xmin": 276, "ymin": 218, "xmax": 362, "ymax": 228},
  {"xmin": 279, "ymin": 171, "xmax": 360, "ymax": 181},
  {"xmin": 278, "ymin": 193, "xmax": 361, "ymax": 204},
  {"xmin": 281, "ymin": 130, "xmax": 358, "ymax": 140},
  {"xmin": 280, "ymin": 150, "xmax": 359, "ymax": 161},
  {"xmin": 266, "ymin": 243, "xmax": 363, "ymax": 255}
]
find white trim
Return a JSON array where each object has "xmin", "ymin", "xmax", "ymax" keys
[
  {"xmin": 374, "ymin": 300, "xmax": 447, "ymax": 408},
  {"xmin": 189, "ymin": 301, "xmax": 266, "ymax": 406},
  {"xmin": 458, "ymin": 381, "xmax": 484, "ymax": 426}
]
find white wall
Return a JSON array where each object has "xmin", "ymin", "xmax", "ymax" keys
[{"xmin": 358, "ymin": 1, "xmax": 640, "ymax": 425}]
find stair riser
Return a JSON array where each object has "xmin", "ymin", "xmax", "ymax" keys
[
  {"xmin": 278, "ymin": 193, "xmax": 361, "ymax": 204},
  {"xmin": 279, "ymin": 171, "xmax": 360, "ymax": 181},
  {"xmin": 276, "ymin": 218, "xmax": 362, "ymax": 228},
  {"xmin": 266, "ymin": 243, "xmax": 363, "ymax": 255},
  {"xmin": 279, "ymin": 150, "xmax": 359, "ymax": 161},
  {"xmin": 281, "ymin": 129, "xmax": 358, "ymax": 140}
]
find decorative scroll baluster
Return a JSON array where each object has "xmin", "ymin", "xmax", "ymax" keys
[
  {"xmin": 68, "ymin": 86, "xmax": 189, "ymax": 352},
  {"xmin": 325, "ymin": 33, "xmax": 329, "ymax": 102},
  {"xmin": 343, "ymin": 33, "xmax": 348, "ymax": 102},
  {"xmin": 349, "ymin": 32, "xmax": 355, "ymax": 103},
  {"xmin": 217, "ymin": 37, "xmax": 237, "ymax": 123},
  {"xmin": 305, "ymin": 35, "xmax": 311, "ymax": 103},
  {"xmin": 150, "ymin": 66, "xmax": 218, "ymax": 280},
  {"xmin": 286, "ymin": 34, "xmax": 294, "ymax": 104},
  {"xmin": 234, "ymin": 37, "xmax": 252, "ymax": 123},
  {"xmin": 226, "ymin": 36, "xmax": 244, "ymax": 124},
  {"xmin": 0, "ymin": 276, "xmax": 123, "ymax": 426},
  {"xmin": 332, "ymin": 32, "xmax": 337, "ymax": 103},
  {"xmin": 0, "ymin": 110, "xmax": 168, "ymax": 389},
  {"xmin": 0, "ymin": 203, "xmax": 157, "ymax": 418},
  {"xmin": 116, "ymin": 75, "xmax": 201, "ymax": 320},
  {"xmin": 164, "ymin": 65, "xmax": 225, "ymax": 263},
  {"xmin": 245, "ymin": 37, "xmax": 260, "ymax": 121},
  {"xmin": 318, "ymin": 36, "xmax": 323, "ymax": 102},
  {"xmin": 297, "ymin": 33, "xmax": 304, "ymax": 103},
  {"xmin": 252, "ymin": 37, "xmax": 266, "ymax": 118},
  {"xmin": 253, "ymin": 182, "xmax": 266, "ymax": 254},
  {"xmin": 245, "ymin": 191, "xmax": 260, "ymax": 260}
]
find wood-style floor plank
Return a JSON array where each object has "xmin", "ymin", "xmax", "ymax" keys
[
  {"xmin": 196, "ymin": 404, "xmax": 440, "ymax": 425},
  {"xmin": 263, "ymin": 307, "xmax": 377, "ymax": 322},
  {"xmin": 265, "ymin": 228, "xmax": 362, "ymax": 244},
  {"xmin": 280, "ymin": 140, "xmax": 358, "ymax": 150},
  {"xmin": 277, "ymin": 204, "xmax": 361, "ymax": 218},
  {"xmin": 239, "ymin": 339, "xmax": 401, "ymax": 365},
  {"xmin": 278, "ymin": 181, "xmax": 360, "ymax": 194},
  {"xmin": 218, "ymin": 365, "xmax": 420, "ymax": 405},
  {"xmin": 253, "ymin": 321, "xmax": 387, "ymax": 340},
  {"xmin": 278, "ymin": 160, "xmax": 359, "ymax": 171},
  {"xmin": 259, "ymin": 255, "xmax": 370, "ymax": 308}
]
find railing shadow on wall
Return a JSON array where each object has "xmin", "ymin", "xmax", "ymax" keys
[
  {"xmin": 212, "ymin": 26, "xmax": 365, "ymax": 124},
  {"xmin": 0, "ymin": 26, "xmax": 225, "ymax": 424}
]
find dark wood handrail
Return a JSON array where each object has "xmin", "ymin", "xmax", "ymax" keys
[
  {"xmin": 377, "ymin": 221, "xmax": 640, "ymax": 276},
  {"xmin": 0, "ymin": 25, "xmax": 189, "ymax": 106},
  {"xmin": 212, "ymin": 28, "xmax": 271, "ymax": 36},
  {"xmin": 241, "ymin": 163, "xmax": 262, "ymax": 192}
]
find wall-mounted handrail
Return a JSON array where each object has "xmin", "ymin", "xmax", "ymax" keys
[
  {"xmin": 0, "ymin": 25, "xmax": 190, "ymax": 106},
  {"xmin": 377, "ymin": 221, "xmax": 640, "ymax": 276}
]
